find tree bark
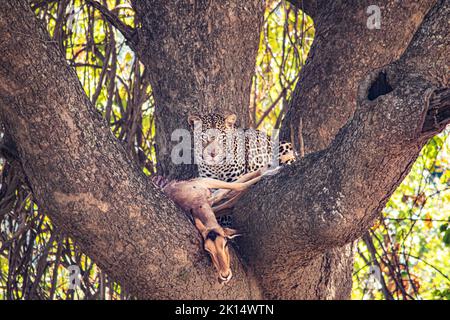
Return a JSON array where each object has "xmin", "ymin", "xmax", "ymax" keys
[
  {"xmin": 0, "ymin": 0, "xmax": 448, "ymax": 300},
  {"xmin": 278, "ymin": 0, "xmax": 437, "ymax": 300},
  {"xmin": 282, "ymin": 0, "xmax": 436, "ymax": 152}
]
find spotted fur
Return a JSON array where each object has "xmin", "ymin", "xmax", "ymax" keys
[{"xmin": 188, "ymin": 113, "xmax": 296, "ymax": 182}]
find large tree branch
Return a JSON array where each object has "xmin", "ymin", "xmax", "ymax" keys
[
  {"xmin": 233, "ymin": 0, "xmax": 449, "ymax": 298},
  {"xmin": 0, "ymin": 0, "xmax": 260, "ymax": 299},
  {"xmin": 258, "ymin": 0, "xmax": 438, "ymax": 300},
  {"xmin": 269, "ymin": 0, "xmax": 439, "ymax": 299},
  {"xmin": 281, "ymin": 0, "xmax": 436, "ymax": 153}
]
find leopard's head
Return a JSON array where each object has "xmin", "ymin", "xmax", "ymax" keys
[{"xmin": 188, "ymin": 113, "xmax": 237, "ymax": 166}]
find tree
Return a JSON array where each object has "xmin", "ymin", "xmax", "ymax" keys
[{"xmin": 0, "ymin": 0, "xmax": 448, "ymax": 299}]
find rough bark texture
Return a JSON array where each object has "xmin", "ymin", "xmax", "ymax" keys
[
  {"xmin": 281, "ymin": 0, "xmax": 436, "ymax": 152},
  {"xmin": 0, "ymin": 0, "xmax": 448, "ymax": 300}
]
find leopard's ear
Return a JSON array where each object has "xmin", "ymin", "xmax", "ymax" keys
[
  {"xmin": 188, "ymin": 114, "xmax": 201, "ymax": 127},
  {"xmin": 224, "ymin": 114, "xmax": 237, "ymax": 129}
]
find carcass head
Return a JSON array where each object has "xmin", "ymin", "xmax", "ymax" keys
[{"xmin": 194, "ymin": 218, "xmax": 240, "ymax": 284}]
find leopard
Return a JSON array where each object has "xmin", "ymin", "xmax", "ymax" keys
[
  {"xmin": 187, "ymin": 113, "xmax": 296, "ymax": 226},
  {"xmin": 187, "ymin": 113, "xmax": 296, "ymax": 182}
]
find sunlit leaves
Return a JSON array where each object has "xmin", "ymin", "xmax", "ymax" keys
[
  {"xmin": 353, "ymin": 130, "xmax": 450, "ymax": 300},
  {"xmin": 252, "ymin": 0, "xmax": 314, "ymax": 131}
]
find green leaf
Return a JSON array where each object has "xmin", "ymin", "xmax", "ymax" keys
[{"xmin": 443, "ymin": 229, "xmax": 450, "ymax": 246}]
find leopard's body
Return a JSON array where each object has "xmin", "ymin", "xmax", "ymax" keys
[
  {"xmin": 188, "ymin": 113, "xmax": 296, "ymax": 228},
  {"xmin": 189, "ymin": 113, "xmax": 296, "ymax": 182}
]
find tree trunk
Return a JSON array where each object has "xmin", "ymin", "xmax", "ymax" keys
[
  {"xmin": 0, "ymin": 0, "xmax": 448, "ymax": 299},
  {"xmin": 132, "ymin": 0, "xmax": 265, "ymax": 180}
]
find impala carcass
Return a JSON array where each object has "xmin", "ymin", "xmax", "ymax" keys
[{"xmin": 152, "ymin": 167, "xmax": 276, "ymax": 284}]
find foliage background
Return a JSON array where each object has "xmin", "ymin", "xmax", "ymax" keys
[{"xmin": 0, "ymin": 0, "xmax": 448, "ymax": 299}]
